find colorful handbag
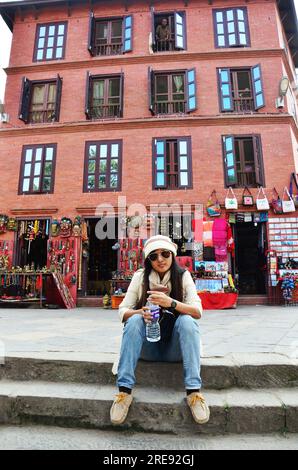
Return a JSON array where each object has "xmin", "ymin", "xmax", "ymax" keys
[
  {"xmin": 225, "ymin": 187, "xmax": 238, "ymax": 210},
  {"xmin": 256, "ymin": 187, "xmax": 269, "ymax": 211},
  {"xmin": 282, "ymin": 187, "xmax": 295, "ymax": 213},
  {"xmin": 271, "ymin": 188, "xmax": 283, "ymax": 214},
  {"xmin": 206, "ymin": 190, "xmax": 221, "ymax": 217},
  {"xmin": 242, "ymin": 187, "xmax": 254, "ymax": 206},
  {"xmin": 289, "ymin": 173, "xmax": 298, "ymax": 208}
]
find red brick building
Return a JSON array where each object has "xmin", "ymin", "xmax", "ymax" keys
[{"xmin": 0, "ymin": 0, "xmax": 298, "ymax": 305}]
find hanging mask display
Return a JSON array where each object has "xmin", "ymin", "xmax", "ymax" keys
[
  {"xmin": 60, "ymin": 217, "xmax": 72, "ymax": 238},
  {"xmin": 7, "ymin": 218, "xmax": 18, "ymax": 231},
  {"xmin": 51, "ymin": 219, "xmax": 60, "ymax": 237},
  {"xmin": 72, "ymin": 216, "xmax": 82, "ymax": 237},
  {"xmin": 0, "ymin": 215, "xmax": 8, "ymax": 234}
]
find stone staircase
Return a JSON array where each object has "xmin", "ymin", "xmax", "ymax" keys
[{"xmin": 0, "ymin": 356, "xmax": 297, "ymax": 435}]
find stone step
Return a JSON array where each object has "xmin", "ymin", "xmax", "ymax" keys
[
  {"xmin": 0, "ymin": 380, "xmax": 297, "ymax": 434},
  {"xmin": 1, "ymin": 424, "xmax": 298, "ymax": 450},
  {"xmin": 77, "ymin": 297, "xmax": 103, "ymax": 308},
  {"xmin": 1, "ymin": 356, "xmax": 298, "ymax": 390},
  {"xmin": 238, "ymin": 295, "xmax": 268, "ymax": 306}
]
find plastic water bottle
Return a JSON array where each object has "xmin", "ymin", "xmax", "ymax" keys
[{"xmin": 145, "ymin": 301, "xmax": 161, "ymax": 342}]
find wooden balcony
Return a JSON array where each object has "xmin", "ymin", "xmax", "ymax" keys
[
  {"xmin": 90, "ymin": 104, "xmax": 121, "ymax": 119},
  {"xmin": 29, "ymin": 110, "xmax": 56, "ymax": 124},
  {"xmin": 154, "ymin": 100, "xmax": 186, "ymax": 115},
  {"xmin": 154, "ymin": 38, "xmax": 175, "ymax": 52},
  {"xmin": 233, "ymin": 98, "xmax": 255, "ymax": 112},
  {"xmin": 95, "ymin": 42, "xmax": 123, "ymax": 56}
]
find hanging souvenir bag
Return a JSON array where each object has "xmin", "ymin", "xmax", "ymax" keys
[
  {"xmin": 206, "ymin": 190, "xmax": 221, "ymax": 217},
  {"xmin": 271, "ymin": 187, "xmax": 283, "ymax": 214},
  {"xmin": 225, "ymin": 187, "xmax": 238, "ymax": 210},
  {"xmin": 0, "ymin": 215, "xmax": 8, "ymax": 234},
  {"xmin": 289, "ymin": 173, "xmax": 298, "ymax": 208},
  {"xmin": 282, "ymin": 187, "xmax": 295, "ymax": 213},
  {"xmin": 256, "ymin": 187, "xmax": 269, "ymax": 211},
  {"xmin": 242, "ymin": 186, "xmax": 254, "ymax": 206}
]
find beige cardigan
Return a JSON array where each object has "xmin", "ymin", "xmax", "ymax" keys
[{"xmin": 118, "ymin": 269, "xmax": 202, "ymax": 322}]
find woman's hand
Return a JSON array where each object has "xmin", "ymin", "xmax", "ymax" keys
[
  {"xmin": 147, "ymin": 291, "xmax": 172, "ymax": 308},
  {"xmin": 141, "ymin": 306, "xmax": 152, "ymax": 324}
]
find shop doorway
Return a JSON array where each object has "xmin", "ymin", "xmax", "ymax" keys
[
  {"xmin": 15, "ymin": 219, "xmax": 50, "ymax": 269},
  {"xmin": 86, "ymin": 218, "xmax": 118, "ymax": 295},
  {"xmin": 234, "ymin": 222, "xmax": 267, "ymax": 295}
]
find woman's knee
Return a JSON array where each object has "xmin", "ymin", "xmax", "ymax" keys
[
  {"xmin": 177, "ymin": 315, "xmax": 200, "ymax": 336},
  {"xmin": 124, "ymin": 314, "xmax": 144, "ymax": 334}
]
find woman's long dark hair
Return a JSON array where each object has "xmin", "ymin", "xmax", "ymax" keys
[{"xmin": 135, "ymin": 255, "xmax": 186, "ymax": 310}]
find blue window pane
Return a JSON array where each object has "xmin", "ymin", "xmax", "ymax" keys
[
  {"xmin": 39, "ymin": 26, "xmax": 46, "ymax": 37},
  {"xmin": 156, "ymin": 157, "xmax": 164, "ymax": 170},
  {"xmin": 221, "ymin": 84, "xmax": 230, "ymax": 96},
  {"xmin": 218, "ymin": 36, "xmax": 225, "ymax": 47},
  {"xmin": 57, "ymin": 36, "xmax": 64, "ymax": 47},
  {"xmin": 254, "ymin": 80, "xmax": 261, "ymax": 94},
  {"xmin": 156, "ymin": 141, "xmax": 164, "ymax": 155},
  {"xmin": 180, "ymin": 156, "xmax": 188, "ymax": 170},
  {"xmin": 179, "ymin": 141, "xmax": 187, "ymax": 155},
  {"xmin": 237, "ymin": 9, "xmax": 244, "ymax": 21},
  {"xmin": 238, "ymin": 22, "xmax": 245, "ymax": 33},
  {"xmin": 217, "ymin": 24, "xmax": 224, "ymax": 34},
  {"xmin": 239, "ymin": 33, "xmax": 247, "ymax": 45},
  {"xmin": 180, "ymin": 172, "xmax": 188, "ymax": 186},
  {"xmin": 37, "ymin": 50, "xmax": 43, "ymax": 60},
  {"xmin": 227, "ymin": 152, "xmax": 234, "ymax": 167},
  {"xmin": 125, "ymin": 28, "xmax": 131, "ymax": 39},
  {"xmin": 175, "ymin": 13, "xmax": 183, "ymax": 25},
  {"xmin": 125, "ymin": 39, "xmax": 131, "ymax": 49},
  {"xmin": 228, "ymin": 169, "xmax": 236, "ymax": 182},
  {"xmin": 256, "ymin": 95, "xmax": 264, "ymax": 107},
  {"xmin": 216, "ymin": 12, "xmax": 223, "ymax": 22},
  {"xmin": 188, "ymin": 83, "xmax": 195, "ymax": 96},
  {"xmin": 227, "ymin": 10, "xmax": 234, "ymax": 21},
  {"xmin": 38, "ymin": 38, "xmax": 45, "ymax": 48},
  {"xmin": 58, "ymin": 24, "xmax": 65, "ymax": 35},
  {"xmin": 253, "ymin": 67, "xmax": 260, "ymax": 80},
  {"xmin": 229, "ymin": 34, "xmax": 236, "ymax": 45},
  {"xmin": 125, "ymin": 16, "xmax": 132, "ymax": 27},
  {"xmin": 49, "ymin": 26, "xmax": 55, "ymax": 36},
  {"xmin": 56, "ymin": 48, "xmax": 63, "ymax": 58},
  {"xmin": 47, "ymin": 37, "xmax": 54, "ymax": 47},
  {"xmin": 223, "ymin": 97, "xmax": 231, "ymax": 109},
  {"xmin": 220, "ymin": 70, "xmax": 229, "ymax": 82},
  {"xmin": 187, "ymin": 70, "xmax": 194, "ymax": 83},
  {"xmin": 225, "ymin": 137, "xmax": 233, "ymax": 152},
  {"xmin": 188, "ymin": 97, "xmax": 196, "ymax": 109},
  {"xmin": 228, "ymin": 22, "xmax": 235, "ymax": 33},
  {"xmin": 156, "ymin": 172, "xmax": 165, "ymax": 186},
  {"xmin": 46, "ymin": 48, "xmax": 53, "ymax": 59}
]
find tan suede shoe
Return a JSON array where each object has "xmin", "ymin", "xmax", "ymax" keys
[
  {"xmin": 110, "ymin": 392, "xmax": 133, "ymax": 425},
  {"xmin": 187, "ymin": 392, "xmax": 210, "ymax": 424}
]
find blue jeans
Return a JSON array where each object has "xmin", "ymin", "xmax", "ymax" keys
[{"xmin": 117, "ymin": 314, "xmax": 202, "ymax": 390}]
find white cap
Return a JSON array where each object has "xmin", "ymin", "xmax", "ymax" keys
[{"xmin": 144, "ymin": 235, "xmax": 177, "ymax": 259}]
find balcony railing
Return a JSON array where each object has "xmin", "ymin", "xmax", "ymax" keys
[
  {"xmin": 94, "ymin": 42, "xmax": 123, "ymax": 56},
  {"xmin": 154, "ymin": 100, "xmax": 186, "ymax": 115},
  {"xmin": 29, "ymin": 110, "xmax": 56, "ymax": 124},
  {"xmin": 233, "ymin": 98, "xmax": 254, "ymax": 112},
  {"xmin": 90, "ymin": 104, "xmax": 121, "ymax": 119},
  {"xmin": 154, "ymin": 38, "xmax": 175, "ymax": 52}
]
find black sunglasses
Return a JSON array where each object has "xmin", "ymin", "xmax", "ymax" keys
[{"xmin": 148, "ymin": 250, "xmax": 172, "ymax": 262}]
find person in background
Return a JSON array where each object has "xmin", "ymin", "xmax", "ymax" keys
[
  {"xmin": 156, "ymin": 18, "xmax": 171, "ymax": 47},
  {"xmin": 110, "ymin": 235, "xmax": 209, "ymax": 426}
]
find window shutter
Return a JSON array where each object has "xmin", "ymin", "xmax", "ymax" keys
[
  {"xmin": 177, "ymin": 138, "xmax": 191, "ymax": 188},
  {"xmin": 19, "ymin": 77, "xmax": 32, "ymax": 123},
  {"xmin": 251, "ymin": 64, "xmax": 265, "ymax": 110},
  {"xmin": 88, "ymin": 11, "xmax": 95, "ymax": 56},
  {"xmin": 222, "ymin": 135, "xmax": 237, "ymax": 186},
  {"xmin": 85, "ymin": 71, "xmax": 92, "ymax": 119},
  {"xmin": 252, "ymin": 135, "xmax": 264, "ymax": 186},
  {"xmin": 186, "ymin": 68, "xmax": 197, "ymax": 113},
  {"xmin": 174, "ymin": 11, "xmax": 186, "ymax": 50},
  {"xmin": 151, "ymin": 7, "xmax": 156, "ymax": 47},
  {"xmin": 148, "ymin": 66, "xmax": 155, "ymax": 115},
  {"xmin": 153, "ymin": 138, "xmax": 167, "ymax": 188},
  {"xmin": 122, "ymin": 15, "xmax": 133, "ymax": 53},
  {"xmin": 119, "ymin": 73, "xmax": 124, "ymax": 117},
  {"xmin": 54, "ymin": 74, "xmax": 62, "ymax": 121},
  {"xmin": 218, "ymin": 68, "xmax": 234, "ymax": 112}
]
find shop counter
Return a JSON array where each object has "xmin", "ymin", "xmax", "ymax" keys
[{"xmin": 198, "ymin": 292, "xmax": 238, "ymax": 310}]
